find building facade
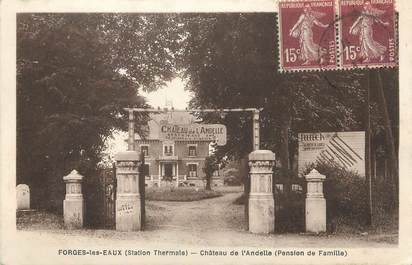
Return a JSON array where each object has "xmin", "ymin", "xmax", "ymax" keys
[{"xmin": 134, "ymin": 112, "xmax": 223, "ymax": 187}]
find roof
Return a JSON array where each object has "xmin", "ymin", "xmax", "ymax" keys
[{"xmin": 136, "ymin": 112, "xmax": 197, "ymax": 140}]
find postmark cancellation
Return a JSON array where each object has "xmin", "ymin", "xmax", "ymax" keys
[{"xmin": 338, "ymin": 0, "xmax": 397, "ymax": 68}]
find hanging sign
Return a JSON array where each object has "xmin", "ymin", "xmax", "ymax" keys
[
  {"xmin": 159, "ymin": 122, "xmax": 227, "ymax": 146},
  {"xmin": 298, "ymin": 131, "xmax": 365, "ymax": 177}
]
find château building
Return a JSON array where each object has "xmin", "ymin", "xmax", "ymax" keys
[{"xmin": 134, "ymin": 112, "xmax": 223, "ymax": 187}]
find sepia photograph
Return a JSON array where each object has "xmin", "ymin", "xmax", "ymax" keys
[{"xmin": 1, "ymin": 0, "xmax": 411, "ymax": 264}]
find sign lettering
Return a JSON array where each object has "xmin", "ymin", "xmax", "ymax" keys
[
  {"xmin": 159, "ymin": 122, "xmax": 227, "ymax": 146},
  {"xmin": 298, "ymin": 131, "xmax": 365, "ymax": 177}
]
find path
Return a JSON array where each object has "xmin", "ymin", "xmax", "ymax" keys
[
  {"xmin": 141, "ymin": 192, "xmax": 396, "ymax": 248},
  {"xmin": 146, "ymin": 192, "xmax": 245, "ymax": 232},
  {"xmin": 14, "ymin": 192, "xmax": 396, "ymax": 250}
]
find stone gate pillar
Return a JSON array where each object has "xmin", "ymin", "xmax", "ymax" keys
[
  {"xmin": 114, "ymin": 151, "xmax": 141, "ymax": 231},
  {"xmin": 305, "ymin": 169, "xmax": 326, "ymax": 233},
  {"xmin": 63, "ymin": 170, "xmax": 84, "ymax": 229},
  {"xmin": 16, "ymin": 184, "xmax": 30, "ymax": 210},
  {"xmin": 248, "ymin": 150, "xmax": 275, "ymax": 234}
]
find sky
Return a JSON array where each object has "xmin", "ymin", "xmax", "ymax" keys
[{"xmin": 140, "ymin": 77, "xmax": 192, "ymax": 110}]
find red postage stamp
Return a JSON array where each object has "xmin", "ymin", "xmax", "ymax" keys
[
  {"xmin": 338, "ymin": 0, "xmax": 396, "ymax": 68},
  {"xmin": 278, "ymin": 0, "xmax": 337, "ymax": 72}
]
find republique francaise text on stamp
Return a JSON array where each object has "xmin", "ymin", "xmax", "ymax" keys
[
  {"xmin": 278, "ymin": 0, "xmax": 338, "ymax": 72},
  {"xmin": 338, "ymin": 0, "xmax": 396, "ymax": 68},
  {"xmin": 278, "ymin": 0, "xmax": 397, "ymax": 72}
]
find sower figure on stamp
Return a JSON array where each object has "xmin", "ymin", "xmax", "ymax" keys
[
  {"xmin": 349, "ymin": 1, "xmax": 390, "ymax": 63},
  {"xmin": 289, "ymin": 4, "xmax": 329, "ymax": 65}
]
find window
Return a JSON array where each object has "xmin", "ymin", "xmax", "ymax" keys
[
  {"xmin": 164, "ymin": 145, "xmax": 173, "ymax": 156},
  {"xmin": 188, "ymin": 146, "xmax": 197, "ymax": 157},
  {"xmin": 188, "ymin": 164, "xmax": 197, "ymax": 177},
  {"xmin": 291, "ymin": 184, "xmax": 303, "ymax": 192},
  {"xmin": 141, "ymin": 146, "xmax": 149, "ymax": 156}
]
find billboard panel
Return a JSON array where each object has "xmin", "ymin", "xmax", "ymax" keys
[{"xmin": 298, "ymin": 131, "xmax": 365, "ymax": 177}]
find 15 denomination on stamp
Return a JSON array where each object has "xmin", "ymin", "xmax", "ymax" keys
[
  {"xmin": 278, "ymin": 0, "xmax": 337, "ymax": 72},
  {"xmin": 338, "ymin": 0, "xmax": 397, "ymax": 68}
]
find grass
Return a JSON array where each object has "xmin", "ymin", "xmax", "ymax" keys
[
  {"xmin": 15, "ymin": 204, "xmax": 397, "ymax": 245},
  {"xmin": 231, "ymin": 193, "xmax": 398, "ymax": 244},
  {"xmin": 213, "ymin": 185, "xmax": 243, "ymax": 193},
  {"xmin": 145, "ymin": 187, "xmax": 222, "ymax": 202},
  {"xmin": 17, "ymin": 210, "xmax": 64, "ymax": 230}
]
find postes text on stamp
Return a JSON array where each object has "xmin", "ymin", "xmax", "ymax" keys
[
  {"xmin": 338, "ymin": 0, "xmax": 396, "ymax": 68},
  {"xmin": 278, "ymin": 0, "xmax": 337, "ymax": 72}
]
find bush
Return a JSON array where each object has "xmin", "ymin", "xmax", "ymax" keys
[
  {"xmin": 234, "ymin": 163, "xmax": 396, "ymax": 234},
  {"xmin": 274, "ymin": 188, "xmax": 305, "ymax": 233},
  {"xmin": 374, "ymin": 177, "xmax": 398, "ymax": 213},
  {"xmin": 305, "ymin": 163, "xmax": 369, "ymax": 230},
  {"xmin": 224, "ymin": 175, "xmax": 242, "ymax": 186},
  {"xmin": 273, "ymin": 168, "xmax": 306, "ymax": 233},
  {"xmin": 232, "ymin": 168, "xmax": 306, "ymax": 233}
]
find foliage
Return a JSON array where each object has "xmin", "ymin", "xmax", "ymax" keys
[
  {"xmin": 273, "ymin": 168, "xmax": 306, "ymax": 232},
  {"xmin": 17, "ymin": 13, "xmax": 399, "ymax": 213},
  {"xmin": 178, "ymin": 13, "xmax": 398, "ymax": 176},
  {"xmin": 178, "ymin": 14, "xmax": 398, "ymax": 224},
  {"xmin": 17, "ymin": 211, "xmax": 65, "ymax": 230},
  {"xmin": 223, "ymin": 175, "xmax": 242, "ymax": 186},
  {"xmin": 179, "ymin": 14, "xmax": 363, "ymax": 161},
  {"xmin": 202, "ymin": 154, "xmax": 220, "ymax": 190},
  {"xmin": 17, "ymin": 14, "xmax": 183, "ymax": 210},
  {"xmin": 221, "ymin": 159, "xmax": 247, "ymax": 186},
  {"xmin": 233, "ymin": 167, "xmax": 306, "ymax": 232},
  {"xmin": 312, "ymin": 162, "xmax": 398, "ymax": 234},
  {"xmin": 275, "ymin": 188, "xmax": 305, "ymax": 233},
  {"xmin": 305, "ymin": 163, "xmax": 369, "ymax": 229}
]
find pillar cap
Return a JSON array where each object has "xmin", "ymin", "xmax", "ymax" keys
[
  {"xmin": 305, "ymin": 169, "xmax": 326, "ymax": 181},
  {"xmin": 248, "ymin": 150, "xmax": 275, "ymax": 161},
  {"xmin": 114, "ymin": 151, "xmax": 140, "ymax": 161},
  {"xmin": 63, "ymin": 170, "xmax": 84, "ymax": 182}
]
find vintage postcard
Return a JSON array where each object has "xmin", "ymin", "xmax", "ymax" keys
[{"xmin": 0, "ymin": 0, "xmax": 411, "ymax": 264}]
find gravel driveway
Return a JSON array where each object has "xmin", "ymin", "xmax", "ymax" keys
[
  {"xmin": 14, "ymin": 192, "xmax": 396, "ymax": 249},
  {"xmin": 143, "ymin": 192, "xmax": 396, "ymax": 248},
  {"xmin": 7, "ymin": 191, "xmax": 398, "ymax": 265},
  {"xmin": 146, "ymin": 192, "xmax": 246, "ymax": 232}
]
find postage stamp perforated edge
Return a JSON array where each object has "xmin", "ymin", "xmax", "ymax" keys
[
  {"xmin": 277, "ymin": 0, "xmax": 339, "ymax": 73},
  {"xmin": 337, "ymin": 0, "xmax": 398, "ymax": 69},
  {"xmin": 276, "ymin": 0, "xmax": 398, "ymax": 73}
]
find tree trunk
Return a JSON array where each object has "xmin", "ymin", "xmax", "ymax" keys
[
  {"xmin": 279, "ymin": 108, "xmax": 292, "ymax": 212},
  {"xmin": 364, "ymin": 70, "xmax": 373, "ymax": 226},
  {"xmin": 205, "ymin": 175, "xmax": 211, "ymax": 190},
  {"xmin": 241, "ymin": 156, "xmax": 250, "ymax": 230},
  {"xmin": 374, "ymin": 69, "xmax": 398, "ymax": 207},
  {"xmin": 279, "ymin": 118, "xmax": 291, "ymax": 170}
]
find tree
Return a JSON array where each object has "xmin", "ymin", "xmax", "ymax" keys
[
  {"xmin": 17, "ymin": 13, "xmax": 183, "ymax": 210},
  {"xmin": 178, "ymin": 13, "xmax": 398, "ymax": 212},
  {"xmin": 179, "ymin": 13, "xmax": 365, "ymax": 163},
  {"xmin": 203, "ymin": 155, "xmax": 219, "ymax": 190}
]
